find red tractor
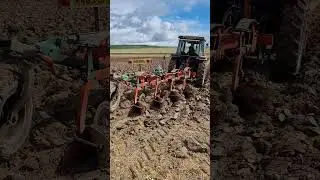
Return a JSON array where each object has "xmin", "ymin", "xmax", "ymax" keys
[{"xmin": 211, "ymin": 0, "xmax": 316, "ymax": 89}]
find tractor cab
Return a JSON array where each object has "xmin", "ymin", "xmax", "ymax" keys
[
  {"xmin": 170, "ymin": 36, "xmax": 207, "ymax": 70},
  {"xmin": 174, "ymin": 36, "xmax": 206, "ymax": 57},
  {"xmin": 168, "ymin": 35, "xmax": 209, "ymax": 87}
]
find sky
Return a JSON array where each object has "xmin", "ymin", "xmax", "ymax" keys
[{"xmin": 110, "ymin": 0, "xmax": 210, "ymax": 46}]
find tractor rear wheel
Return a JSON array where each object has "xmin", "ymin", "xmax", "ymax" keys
[
  {"xmin": 196, "ymin": 60, "xmax": 210, "ymax": 87},
  {"xmin": 0, "ymin": 63, "xmax": 33, "ymax": 159},
  {"xmin": 273, "ymin": 0, "xmax": 310, "ymax": 80}
]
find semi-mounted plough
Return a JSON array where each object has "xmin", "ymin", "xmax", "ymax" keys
[
  {"xmin": 119, "ymin": 66, "xmax": 196, "ymax": 110},
  {"xmin": 112, "ymin": 36, "xmax": 209, "ymax": 112}
]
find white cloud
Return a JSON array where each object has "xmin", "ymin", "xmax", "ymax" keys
[{"xmin": 110, "ymin": 0, "xmax": 209, "ymax": 46}]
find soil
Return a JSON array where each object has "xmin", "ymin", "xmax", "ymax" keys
[
  {"xmin": 110, "ymin": 60, "xmax": 210, "ymax": 179},
  {"xmin": 0, "ymin": 0, "xmax": 109, "ymax": 179}
]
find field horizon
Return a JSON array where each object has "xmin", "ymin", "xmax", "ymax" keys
[{"xmin": 111, "ymin": 45, "xmax": 175, "ymax": 49}]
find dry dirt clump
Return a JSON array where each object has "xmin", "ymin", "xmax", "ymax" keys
[
  {"xmin": 0, "ymin": 0, "xmax": 108, "ymax": 179},
  {"xmin": 211, "ymin": 4, "xmax": 320, "ymax": 179},
  {"xmin": 110, "ymin": 58, "xmax": 210, "ymax": 179}
]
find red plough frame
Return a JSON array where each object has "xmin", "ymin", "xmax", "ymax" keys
[{"xmin": 123, "ymin": 67, "xmax": 196, "ymax": 106}]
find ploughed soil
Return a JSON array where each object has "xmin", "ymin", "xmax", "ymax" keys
[{"xmin": 110, "ymin": 58, "xmax": 210, "ymax": 179}]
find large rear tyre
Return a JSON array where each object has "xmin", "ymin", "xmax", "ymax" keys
[
  {"xmin": 274, "ymin": 0, "xmax": 310, "ymax": 80},
  {"xmin": 0, "ymin": 63, "xmax": 33, "ymax": 159}
]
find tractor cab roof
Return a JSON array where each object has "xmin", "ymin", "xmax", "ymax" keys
[{"xmin": 178, "ymin": 36, "xmax": 206, "ymax": 42}]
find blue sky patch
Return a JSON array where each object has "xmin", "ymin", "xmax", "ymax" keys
[{"xmin": 110, "ymin": 0, "xmax": 210, "ymax": 46}]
